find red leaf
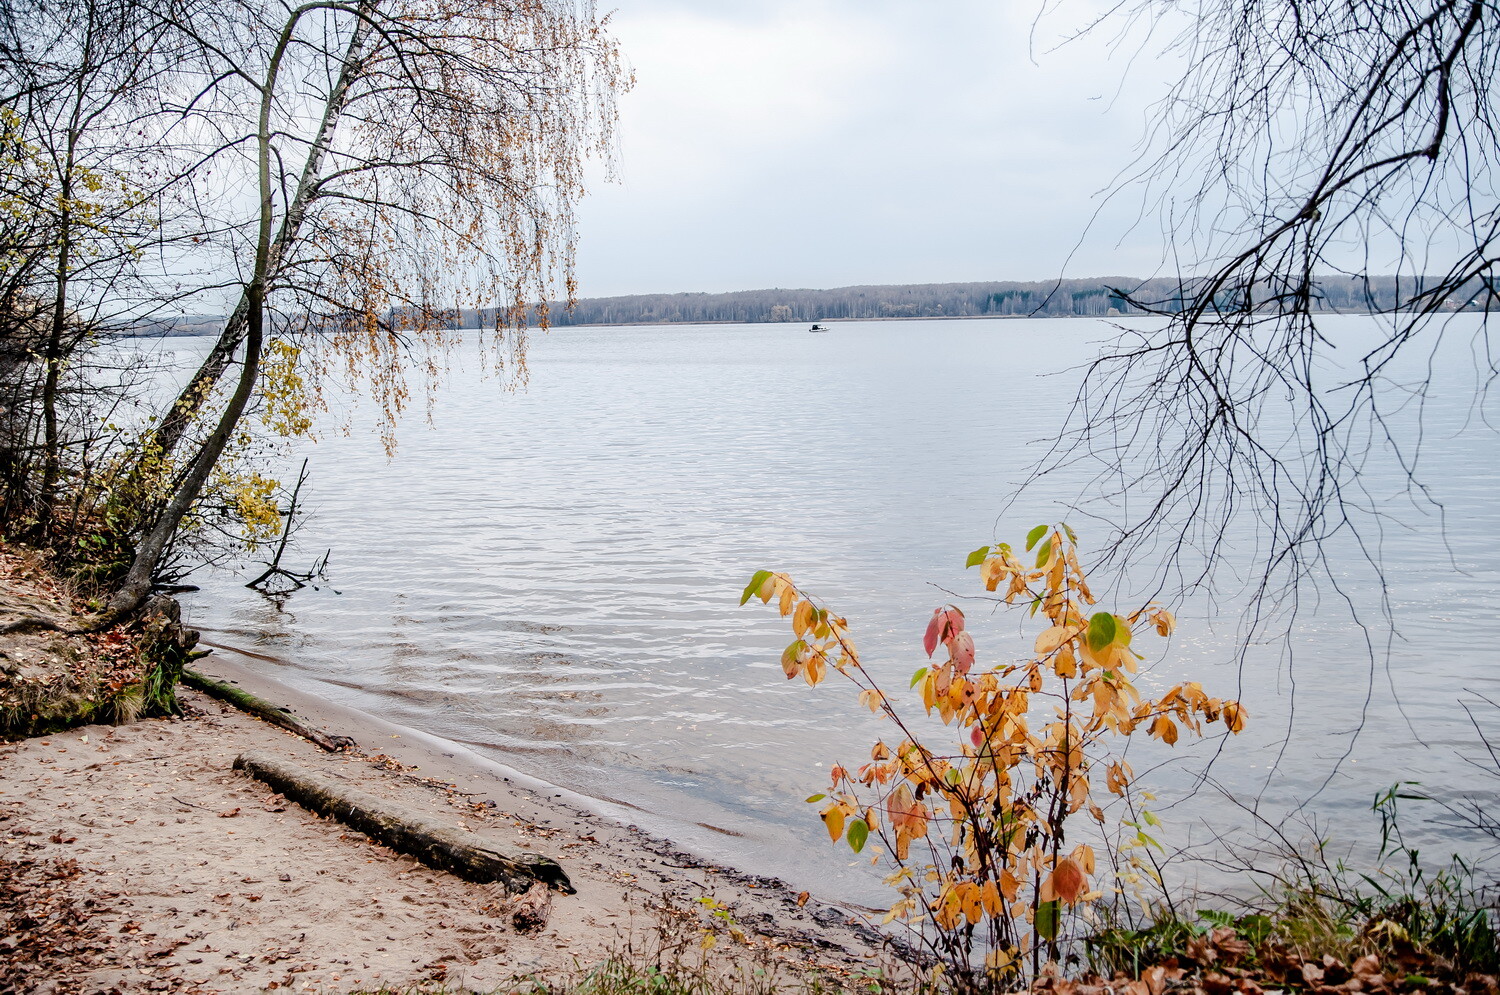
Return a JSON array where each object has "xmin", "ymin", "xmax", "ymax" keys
[
  {"xmin": 950, "ymin": 631, "xmax": 975, "ymax": 674},
  {"xmin": 923, "ymin": 610, "xmax": 943, "ymax": 657}
]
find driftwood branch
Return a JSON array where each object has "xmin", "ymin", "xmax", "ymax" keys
[
  {"xmin": 181, "ymin": 668, "xmax": 356, "ymax": 752},
  {"xmin": 246, "ymin": 458, "xmax": 329, "ymax": 593},
  {"xmin": 233, "ymin": 751, "xmax": 573, "ymax": 894}
]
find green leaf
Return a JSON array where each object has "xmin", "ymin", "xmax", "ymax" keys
[
  {"xmin": 740, "ymin": 570, "xmax": 772, "ymax": 606},
  {"xmin": 1143, "ymin": 810, "xmax": 1160, "ymax": 827},
  {"xmin": 1087, "ymin": 612, "xmax": 1117, "ymax": 652},
  {"xmin": 1062, "ymin": 522, "xmax": 1077, "ymax": 543},
  {"xmin": 945, "ymin": 768, "xmax": 962, "ymax": 785},
  {"xmin": 965, "ymin": 545, "xmax": 991, "ymax": 568},
  {"xmin": 1035, "ymin": 899, "xmax": 1061, "ymax": 940},
  {"xmin": 1136, "ymin": 830, "xmax": 1164, "ymax": 852},
  {"xmin": 1029, "ymin": 597, "xmax": 1042, "ymax": 617},
  {"xmin": 910, "ymin": 667, "xmax": 928, "ymax": 688},
  {"xmin": 847, "ymin": 818, "xmax": 869, "ymax": 853},
  {"xmin": 805, "ymin": 793, "xmax": 826, "ymax": 803},
  {"xmin": 1035, "ymin": 542, "xmax": 1052, "ymax": 568},
  {"xmin": 1238, "ymin": 914, "xmax": 1274, "ymax": 945},
  {"xmin": 1026, "ymin": 525, "xmax": 1048, "ymax": 551}
]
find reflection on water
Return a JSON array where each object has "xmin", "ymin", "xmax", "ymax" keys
[{"xmin": 154, "ymin": 315, "xmax": 1500, "ymax": 903}]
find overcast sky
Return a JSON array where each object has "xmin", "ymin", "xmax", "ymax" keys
[{"xmin": 571, "ymin": 0, "xmax": 1185, "ymax": 298}]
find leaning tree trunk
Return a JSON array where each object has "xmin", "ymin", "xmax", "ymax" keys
[
  {"xmin": 104, "ymin": 1, "xmax": 377, "ymax": 623},
  {"xmin": 127, "ymin": 3, "xmax": 378, "ymax": 474},
  {"xmin": 102, "ymin": 286, "xmax": 264, "ymax": 622}
]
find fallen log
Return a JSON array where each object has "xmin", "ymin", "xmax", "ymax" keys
[
  {"xmin": 511, "ymin": 881, "xmax": 554, "ymax": 932},
  {"xmin": 182, "ymin": 668, "xmax": 355, "ymax": 753},
  {"xmin": 233, "ymin": 751, "xmax": 573, "ymax": 894}
]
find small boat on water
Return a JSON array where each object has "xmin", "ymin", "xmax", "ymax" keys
[{"xmin": 809, "ymin": 323, "xmax": 830, "ymax": 332}]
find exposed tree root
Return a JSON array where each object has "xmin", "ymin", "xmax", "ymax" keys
[{"xmin": 181, "ymin": 668, "xmax": 355, "ymax": 753}]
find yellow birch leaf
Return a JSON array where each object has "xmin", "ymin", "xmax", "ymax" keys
[
  {"xmin": 986, "ymin": 947, "xmax": 1016, "ymax": 973},
  {"xmin": 793, "ymin": 599, "xmax": 814, "ymax": 636},
  {"xmin": 1068, "ymin": 774, "xmax": 1089, "ymax": 812},
  {"xmin": 981, "ymin": 878, "xmax": 1001, "ymax": 917},
  {"xmin": 1223, "ymin": 700, "xmax": 1247, "ymax": 733},
  {"xmin": 822, "ymin": 804, "xmax": 846, "ymax": 843},
  {"xmin": 780, "ymin": 641, "xmax": 803, "ymax": 680},
  {"xmin": 1035, "ymin": 625, "xmax": 1070, "ymax": 655},
  {"xmin": 963, "ymin": 884, "xmax": 983, "ymax": 925}
]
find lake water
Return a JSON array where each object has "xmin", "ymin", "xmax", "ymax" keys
[{"xmin": 153, "ymin": 315, "xmax": 1498, "ymax": 906}]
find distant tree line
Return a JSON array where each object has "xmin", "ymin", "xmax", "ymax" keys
[
  {"xmin": 515, "ymin": 275, "xmax": 1497, "ymax": 327},
  {"xmin": 131, "ymin": 274, "xmax": 1498, "ymax": 336}
]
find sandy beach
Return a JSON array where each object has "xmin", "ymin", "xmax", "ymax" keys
[{"xmin": 0, "ymin": 649, "xmax": 888, "ymax": 994}]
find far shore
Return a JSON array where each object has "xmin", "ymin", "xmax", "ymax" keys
[{"xmin": 118, "ymin": 304, "xmax": 1490, "ymax": 340}]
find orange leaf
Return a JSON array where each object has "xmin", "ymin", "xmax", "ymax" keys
[{"xmin": 1049, "ymin": 856, "xmax": 1088, "ymax": 904}]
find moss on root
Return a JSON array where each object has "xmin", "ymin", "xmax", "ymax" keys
[{"xmin": 0, "ymin": 543, "xmax": 198, "ymax": 738}]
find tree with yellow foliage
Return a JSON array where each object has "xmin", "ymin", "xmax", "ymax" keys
[{"xmin": 0, "ymin": 0, "xmax": 630, "ymax": 620}]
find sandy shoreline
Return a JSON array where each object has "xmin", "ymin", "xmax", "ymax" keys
[{"xmin": 0, "ymin": 648, "xmax": 889, "ymax": 994}]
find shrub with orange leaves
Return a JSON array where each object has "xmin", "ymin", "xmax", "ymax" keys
[{"xmin": 742, "ymin": 525, "xmax": 1247, "ymax": 990}]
